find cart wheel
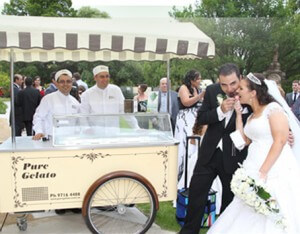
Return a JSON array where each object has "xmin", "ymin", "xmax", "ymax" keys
[
  {"xmin": 16, "ymin": 214, "xmax": 27, "ymax": 231},
  {"xmin": 82, "ymin": 171, "xmax": 158, "ymax": 234}
]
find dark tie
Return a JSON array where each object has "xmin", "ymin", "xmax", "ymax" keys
[{"xmin": 293, "ymin": 93, "xmax": 297, "ymax": 102}]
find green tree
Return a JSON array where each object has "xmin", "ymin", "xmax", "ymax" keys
[
  {"xmin": 2, "ymin": 0, "xmax": 76, "ymax": 16},
  {"xmin": 76, "ymin": 6, "xmax": 110, "ymax": 18},
  {"xmin": 171, "ymin": 0, "xmax": 298, "ymax": 18},
  {"xmin": 1, "ymin": 0, "xmax": 27, "ymax": 15},
  {"xmin": 141, "ymin": 61, "xmax": 166, "ymax": 88},
  {"xmin": 169, "ymin": 0, "xmax": 300, "ymax": 84},
  {"xmin": 169, "ymin": 5, "xmax": 194, "ymax": 18}
]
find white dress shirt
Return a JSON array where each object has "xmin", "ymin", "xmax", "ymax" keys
[
  {"xmin": 216, "ymin": 106, "xmax": 234, "ymax": 150},
  {"xmin": 33, "ymin": 91, "xmax": 80, "ymax": 136},
  {"xmin": 159, "ymin": 92, "xmax": 172, "ymax": 114},
  {"xmin": 160, "ymin": 92, "xmax": 168, "ymax": 112}
]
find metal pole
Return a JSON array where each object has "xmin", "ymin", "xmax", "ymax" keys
[
  {"xmin": 166, "ymin": 59, "xmax": 170, "ymax": 113},
  {"xmin": 10, "ymin": 49, "xmax": 16, "ymax": 147}
]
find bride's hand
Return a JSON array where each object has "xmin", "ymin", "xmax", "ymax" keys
[
  {"xmin": 258, "ymin": 170, "xmax": 268, "ymax": 182},
  {"xmin": 234, "ymin": 96, "xmax": 242, "ymax": 115}
]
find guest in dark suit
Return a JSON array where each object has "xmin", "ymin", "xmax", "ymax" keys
[
  {"xmin": 180, "ymin": 63, "xmax": 251, "ymax": 234},
  {"xmin": 286, "ymin": 80, "xmax": 299, "ymax": 107},
  {"xmin": 157, "ymin": 77, "xmax": 179, "ymax": 133},
  {"xmin": 10, "ymin": 74, "xmax": 24, "ymax": 136},
  {"xmin": 45, "ymin": 72, "xmax": 58, "ymax": 95},
  {"xmin": 17, "ymin": 77, "xmax": 41, "ymax": 136},
  {"xmin": 292, "ymin": 97, "xmax": 300, "ymax": 121},
  {"xmin": 292, "ymin": 81, "xmax": 300, "ymax": 121}
]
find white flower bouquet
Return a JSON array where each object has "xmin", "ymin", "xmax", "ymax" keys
[
  {"xmin": 216, "ymin": 94, "xmax": 226, "ymax": 106},
  {"xmin": 231, "ymin": 165, "xmax": 287, "ymax": 229}
]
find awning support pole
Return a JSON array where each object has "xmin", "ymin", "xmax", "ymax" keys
[
  {"xmin": 167, "ymin": 59, "xmax": 170, "ymax": 113},
  {"xmin": 10, "ymin": 49, "xmax": 16, "ymax": 148}
]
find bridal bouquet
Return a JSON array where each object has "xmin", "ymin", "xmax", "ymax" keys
[{"xmin": 231, "ymin": 166, "xmax": 287, "ymax": 229}]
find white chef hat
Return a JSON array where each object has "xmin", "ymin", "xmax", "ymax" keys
[
  {"xmin": 93, "ymin": 65, "xmax": 109, "ymax": 76},
  {"xmin": 55, "ymin": 69, "xmax": 72, "ymax": 81}
]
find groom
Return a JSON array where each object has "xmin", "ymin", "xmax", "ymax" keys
[{"xmin": 180, "ymin": 63, "xmax": 251, "ymax": 234}]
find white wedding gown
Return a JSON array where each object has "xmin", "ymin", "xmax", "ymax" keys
[{"xmin": 208, "ymin": 102, "xmax": 300, "ymax": 234}]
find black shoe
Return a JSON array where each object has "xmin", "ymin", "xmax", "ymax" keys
[
  {"xmin": 70, "ymin": 208, "xmax": 81, "ymax": 214},
  {"xmin": 55, "ymin": 209, "xmax": 66, "ymax": 215}
]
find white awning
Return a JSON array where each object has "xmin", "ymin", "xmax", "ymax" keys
[{"xmin": 0, "ymin": 15, "xmax": 215, "ymax": 62}]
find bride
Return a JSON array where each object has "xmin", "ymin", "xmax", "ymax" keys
[{"xmin": 208, "ymin": 73, "xmax": 300, "ymax": 234}]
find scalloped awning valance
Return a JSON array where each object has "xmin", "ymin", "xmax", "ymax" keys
[{"xmin": 0, "ymin": 15, "xmax": 215, "ymax": 62}]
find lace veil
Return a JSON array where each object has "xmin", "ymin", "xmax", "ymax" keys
[{"xmin": 264, "ymin": 79, "xmax": 300, "ymax": 163}]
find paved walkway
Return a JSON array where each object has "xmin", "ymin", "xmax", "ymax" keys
[{"xmin": 1, "ymin": 211, "xmax": 175, "ymax": 234}]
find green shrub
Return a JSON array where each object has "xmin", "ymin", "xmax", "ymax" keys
[
  {"xmin": 0, "ymin": 99, "xmax": 7, "ymax": 114},
  {"xmin": 0, "ymin": 72, "xmax": 10, "ymax": 98}
]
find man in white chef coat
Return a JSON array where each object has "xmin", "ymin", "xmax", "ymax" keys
[
  {"xmin": 32, "ymin": 69, "xmax": 80, "ymax": 141},
  {"xmin": 80, "ymin": 65, "xmax": 138, "ymax": 132},
  {"xmin": 80, "ymin": 65, "xmax": 124, "ymax": 114}
]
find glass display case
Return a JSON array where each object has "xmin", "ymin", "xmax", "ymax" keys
[{"xmin": 52, "ymin": 112, "xmax": 175, "ymax": 147}]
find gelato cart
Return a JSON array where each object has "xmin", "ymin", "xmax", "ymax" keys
[
  {"xmin": 0, "ymin": 15, "xmax": 215, "ymax": 234},
  {"xmin": 0, "ymin": 113, "xmax": 178, "ymax": 233}
]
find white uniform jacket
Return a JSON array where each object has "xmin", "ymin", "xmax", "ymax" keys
[{"xmin": 33, "ymin": 90, "xmax": 80, "ymax": 136}]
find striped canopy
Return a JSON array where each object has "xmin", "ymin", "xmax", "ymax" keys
[{"xmin": 0, "ymin": 15, "xmax": 215, "ymax": 62}]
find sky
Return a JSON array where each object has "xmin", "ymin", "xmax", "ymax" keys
[{"xmin": 0, "ymin": 0, "xmax": 197, "ymax": 18}]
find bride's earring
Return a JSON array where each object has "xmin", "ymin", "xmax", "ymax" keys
[{"xmin": 249, "ymin": 98, "xmax": 252, "ymax": 103}]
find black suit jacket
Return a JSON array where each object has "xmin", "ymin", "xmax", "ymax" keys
[
  {"xmin": 286, "ymin": 92, "xmax": 298, "ymax": 107},
  {"xmin": 195, "ymin": 83, "xmax": 251, "ymax": 174},
  {"xmin": 17, "ymin": 86, "xmax": 41, "ymax": 121},
  {"xmin": 10, "ymin": 84, "xmax": 23, "ymax": 125}
]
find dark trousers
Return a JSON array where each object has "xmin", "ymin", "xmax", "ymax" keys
[
  {"xmin": 23, "ymin": 120, "xmax": 33, "ymax": 136},
  {"xmin": 14, "ymin": 120, "xmax": 23, "ymax": 136},
  {"xmin": 180, "ymin": 148, "xmax": 234, "ymax": 234},
  {"xmin": 10, "ymin": 114, "xmax": 23, "ymax": 136}
]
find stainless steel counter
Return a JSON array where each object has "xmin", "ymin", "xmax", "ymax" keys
[{"xmin": 0, "ymin": 134, "xmax": 178, "ymax": 152}]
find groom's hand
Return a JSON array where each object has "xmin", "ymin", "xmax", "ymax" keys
[
  {"xmin": 234, "ymin": 96, "xmax": 243, "ymax": 115},
  {"xmin": 221, "ymin": 97, "xmax": 235, "ymax": 113}
]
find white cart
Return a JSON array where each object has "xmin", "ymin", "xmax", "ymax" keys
[{"xmin": 0, "ymin": 113, "xmax": 178, "ymax": 233}]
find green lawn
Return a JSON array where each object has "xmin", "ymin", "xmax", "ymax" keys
[
  {"xmin": 155, "ymin": 201, "xmax": 208, "ymax": 234},
  {"xmin": 0, "ymin": 97, "xmax": 10, "ymax": 102}
]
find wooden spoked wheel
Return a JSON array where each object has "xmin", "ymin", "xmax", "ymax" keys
[{"xmin": 82, "ymin": 171, "xmax": 158, "ymax": 234}]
